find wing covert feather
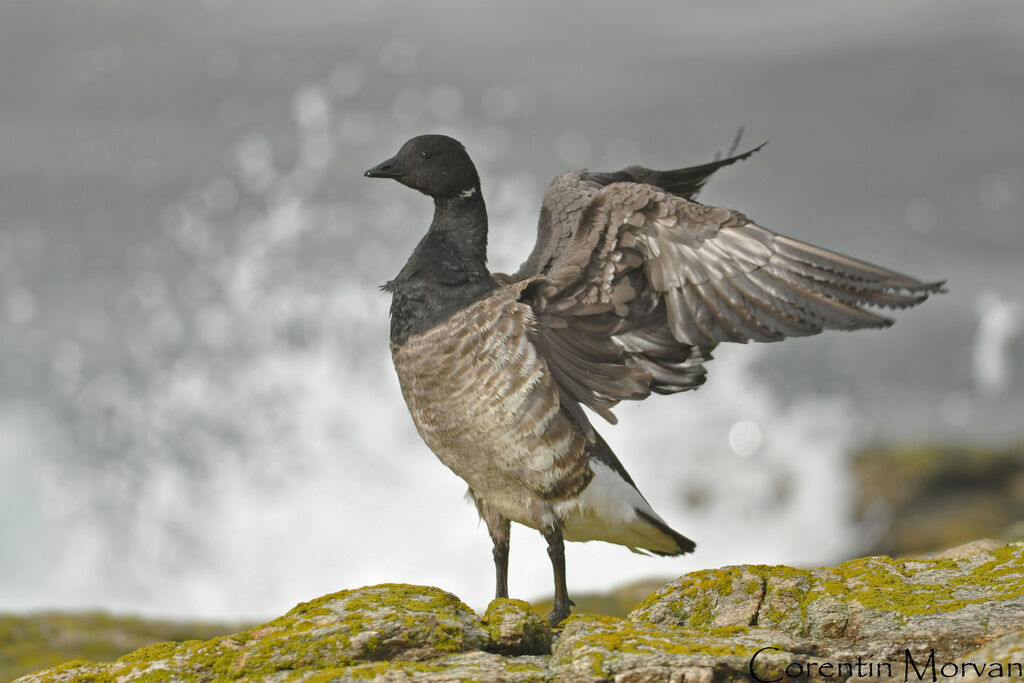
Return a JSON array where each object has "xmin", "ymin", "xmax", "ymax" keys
[{"xmin": 516, "ymin": 162, "xmax": 943, "ymax": 429}]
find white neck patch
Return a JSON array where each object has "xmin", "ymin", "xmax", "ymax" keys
[{"xmin": 458, "ymin": 187, "xmax": 477, "ymax": 199}]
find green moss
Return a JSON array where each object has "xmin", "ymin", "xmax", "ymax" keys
[
  {"xmin": 823, "ymin": 547, "xmax": 1024, "ymax": 616},
  {"xmin": 707, "ymin": 625, "xmax": 750, "ymax": 638},
  {"xmin": 340, "ymin": 659, "xmax": 449, "ymax": 679},
  {"xmin": 630, "ymin": 587, "xmax": 671, "ymax": 615},
  {"xmin": 637, "ymin": 566, "xmax": 761, "ymax": 628},
  {"xmin": 750, "ymin": 564, "xmax": 809, "ymax": 581},
  {"xmin": 27, "ymin": 659, "xmax": 112, "ymax": 683},
  {"xmin": 115, "ymin": 639, "xmax": 196, "ymax": 664},
  {"xmin": 504, "ymin": 660, "xmax": 546, "ymax": 673},
  {"xmin": 687, "ymin": 596, "xmax": 714, "ymax": 628},
  {"xmin": 485, "ymin": 598, "xmax": 533, "ymax": 618},
  {"xmin": 971, "ymin": 544, "xmax": 1022, "ymax": 581},
  {"xmin": 635, "ymin": 542, "xmax": 1024, "ymax": 637},
  {"xmin": 291, "ymin": 667, "xmax": 352, "ymax": 682},
  {"xmin": 825, "ymin": 557, "xmax": 954, "ymax": 614},
  {"xmin": 593, "ymin": 634, "xmax": 730, "ymax": 673},
  {"xmin": 747, "ymin": 544, "xmax": 1024, "ymax": 625},
  {"xmin": 0, "ymin": 612, "xmax": 244, "ymax": 682},
  {"xmin": 334, "ymin": 583, "xmax": 471, "ymax": 615},
  {"xmin": 760, "ymin": 605, "xmax": 786, "ymax": 625},
  {"xmin": 559, "ymin": 615, "xmax": 758, "ymax": 678},
  {"xmin": 482, "ymin": 598, "xmax": 551, "ymax": 655},
  {"xmin": 19, "ymin": 547, "xmax": 1024, "ymax": 682},
  {"xmin": 122, "ymin": 670, "xmax": 185, "ymax": 682},
  {"xmin": 23, "ymin": 584, "xmax": 490, "ymax": 682}
]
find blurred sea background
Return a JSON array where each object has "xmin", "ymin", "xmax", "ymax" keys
[{"xmin": 1, "ymin": 0, "xmax": 1022, "ymax": 623}]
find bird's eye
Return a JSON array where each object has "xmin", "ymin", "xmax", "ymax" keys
[{"xmin": 420, "ymin": 151, "xmax": 433, "ymax": 160}]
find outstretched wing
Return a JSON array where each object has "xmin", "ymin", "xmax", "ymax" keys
[
  {"xmin": 518, "ymin": 176, "xmax": 944, "ymax": 434},
  {"xmin": 514, "ymin": 140, "xmax": 764, "ymax": 282}
]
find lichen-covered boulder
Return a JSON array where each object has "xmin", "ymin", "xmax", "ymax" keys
[
  {"xmin": 483, "ymin": 598, "xmax": 552, "ymax": 655},
  {"xmin": 550, "ymin": 615, "xmax": 796, "ymax": 682},
  {"xmin": 631, "ymin": 540, "xmax": 1024, "ymax": 665},
  {"xmin": 16, "ymin": 584, "xmax": 491, "ymax": 682},
  {"xmin": 15, "ymin": 542, "xmax": 1024, "ymax": 682}
]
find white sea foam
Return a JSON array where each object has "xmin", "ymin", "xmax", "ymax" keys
[{"xmin": 0, "ymin": 64, "xmax": 875, "ymax": 621}]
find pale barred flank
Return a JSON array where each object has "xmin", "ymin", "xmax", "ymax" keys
[{"xmin": 391, "ymin": 281, "xmax": 593, "ymax": 530}]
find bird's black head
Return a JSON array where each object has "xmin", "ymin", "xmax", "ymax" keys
[{"xmin": 364, "ymin": 134, "xmax": 480, "ymax": 200}]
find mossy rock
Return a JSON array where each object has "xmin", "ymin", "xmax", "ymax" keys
[
  {"xmin": 631, "ymin": 540, "xmax": 1024, "ymax": 661},
  {"xmin": 550, "ymin": 614, "xmax": 792, "ymax": 682},
  {"xmin": 482, "ymin": 599, "xmax": 552, "ymax": 655},
  {"xmin": 15, "ymin": 543, "xmax": 1024, "ymax": 682},
  {"xmin": 16, "ymin": 584, "xmax": 489, "ymax": 682}
]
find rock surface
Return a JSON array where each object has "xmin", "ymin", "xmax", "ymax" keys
[
  {"xmin": 17, "ymin": 542, "xmax": 1024, "ymax": 682},
  {"xmin": 631, "ymin": 539, "xmax": 1024, "ymax": 662},
  {"xmin": 482, "ymin": 599, "xmax": 551, "ymax": 655}
]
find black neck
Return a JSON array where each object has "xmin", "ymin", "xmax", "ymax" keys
[
  {"xmin": 427, "ymin": 188, "xmax": 489, "ymax": 277},
  {"xmin": 387, "ymin": 184, "xmax": 498, "ymax": 345}
]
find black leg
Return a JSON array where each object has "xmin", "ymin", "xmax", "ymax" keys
[
  {"xmin": 541, "ymin": 525, "xmax": 572, "ymax": 626},
  {"xmin": 469, "ymin": 491, "xmax": 511, "ymax": 600},
  {"xmin": 493, "ymin": 538, "xmax": 509, "ymax": 599}
]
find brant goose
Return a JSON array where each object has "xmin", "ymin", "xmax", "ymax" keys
[{"xmin": 365, "ymin": 134, "xmax": 943, "ymax": 625}]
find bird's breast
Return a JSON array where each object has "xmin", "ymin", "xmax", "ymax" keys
[{"xmin": 390, "ymin": 282, "xmax": 591, "ymax": 522}]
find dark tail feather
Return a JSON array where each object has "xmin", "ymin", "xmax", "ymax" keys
[
  {"xmin": 635, "ymin": 508, "xmax": 697, "ymax": 556},
  {"xmin": 631, "ymin": 132, "xmax": 768, "ymax": 199},
  {"xmin": 583, "ymin": 129, "xmax": 766, "ymax": 200}
]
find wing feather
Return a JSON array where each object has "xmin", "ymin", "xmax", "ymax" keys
[{"xmin": 515, "ymin": 155, "xmax": 943, "ymax": 429}]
